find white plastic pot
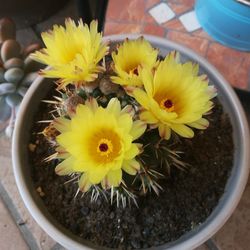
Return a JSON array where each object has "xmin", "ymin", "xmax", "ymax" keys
[{"xmin": 12, "ymin": 35, "xmax": 250, "ymax": 250}]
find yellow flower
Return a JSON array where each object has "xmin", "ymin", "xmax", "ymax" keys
[
  {"xmin": 53, "ymin": 98, "xmax": 146, "ymax": 192},
  {"xmin": 32, "ymin": 19, "xmax": 108, "ymax": 89},
  {"xmin": 129, "ymin": 52, "xmax": 216, "ymax": 139},
  {"xmin": 111, "ymin": 37, "xmax": 158, "ymax": 87}
]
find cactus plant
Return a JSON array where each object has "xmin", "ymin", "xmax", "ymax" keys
[{"xmin": 0, "ymin": 18, "xmax": 43, "ymax": 137}]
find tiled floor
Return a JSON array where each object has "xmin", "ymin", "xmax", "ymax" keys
[
  {"xmin": 0, "ymin": 0, "xmax": 250, "ymax": 250},
  {"xmin": 104, "ymin": 0, "xmax": 250, "ymax": 90}
]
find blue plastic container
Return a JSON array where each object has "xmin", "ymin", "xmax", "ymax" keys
[{"xmin": 195, "ymin": 0, "xmax": 250, "ymax": 51}]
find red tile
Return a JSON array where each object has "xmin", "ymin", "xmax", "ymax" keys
[
  {"xmin": 166, "ymin": 30, "xmax": 209, "ymax": 56},
  {"xmin": 168, "ymin": 0, "xmax": 195, "ymax": 15},
  {"xmin": 162, "ymin": 18, "xmax": 185, "ymax": 32},
  {"xmin": 145, "ymin": 0, "xmax": 161, "ymax": 9},
  {"xmin": 104, "ymin": 21, "xmax": 143, "ymax": 35},
  {"xmin": 206, "ymin": 42, "xmax": 249, "ymax": 90},
  {"xmin": 142, "ymin": 24, "xmax": 165, "ymax": 37},
  {"xmin": 106, "ymin": 0, "xmax": 145, "ymax": 23},
  {"xmin": 193, "ymin": 29, "xmax": 214, "ymax": 41},
  {"xmin": 144, "ymin": 12, "xmax": 157, "ymax": 24}
]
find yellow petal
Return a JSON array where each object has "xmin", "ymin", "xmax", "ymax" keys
[
  {"xmin": 85, "ymin": 97, "xmax": 98, "ymax": 112},
  {"xmin": 55, "ymin": 146, "xmax": 70, "ymax": 159},
  {"xmin": 130, "ymin": 120, "xmax": 147, "ymax": 140},
  {"xmin": 107, "ymin": 98, "xmax": 121, "ymax": 116},
  {"xmin": 158, "ymin": 124, "xmax": 171, "ymax": 140},
  {"xmin": 117, "ymin": 113, "xmax": 133, "ymax": 134},
  {"xmin": 79, "ymin": 173, "xmax": 91, "ymax": 192},
  {"xmin": 55, "ymin": 157, "xmax": 75, "ymax": 175},
  {"xmin": 53, "ymin": 117, "xmax": 71, "ymax": 133},
  {"xmin": 121, "ymin": 105, "xmax": 135, "ymax": 117},
  {"xmin": 187, "ymin": 118, "xmax": 209, "ymax": 129},
  {"xmin": 171, "ymin": 124, "xmax": 194, "ymax": 138},
  {"xmin": 88, "ymin": 165, "xmax": 109, "ymax": 184},
  {"xmin": 141, "ymin": 67, "xmax": 153, "ymax": 96},
  {"xmin": 122, "ymin": 159, "xmax": 140, "ymax": 175},
  {"xmin": 131, "ymin": 88, "xmax": 150, "ymax": 109},
  {"xmin": 107, "ymin": 169, "xmax": 122, "ymax": 187},
  {"xmin": 140, "ymin": 110, "xmax": 158, "ymax": 124},
  {"xmin": 124, "ymin": 143, "xmax": 140, "ymax": 160}
]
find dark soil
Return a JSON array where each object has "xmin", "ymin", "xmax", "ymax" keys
[{"xmin": 29, "ymin": 97, "xmax": 233, "ymax": 249}]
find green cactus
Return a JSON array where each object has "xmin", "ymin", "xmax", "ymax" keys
[{"xmin": 0, "ymin": 18, "xmax": 44, "ymax": 137}]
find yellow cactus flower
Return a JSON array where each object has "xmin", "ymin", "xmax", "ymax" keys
[
  {"xmin": 111, "ymin": 37, "xmax": 158, "ymax": 87},
  {"xmin": 32, "ymin": 19, "xmax": 108, "ymax": 89},
  {"xmin": 53, "ymin": 98, "xmax": 146, "ymax": 192},
  {"xmin": 129, "ymin": 52, "xmax": 216, "ymax": 139}
]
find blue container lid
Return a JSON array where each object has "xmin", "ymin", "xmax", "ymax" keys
[{"xmin": 195, "ymin": 0, "xmax": 250, "ymax": 51}]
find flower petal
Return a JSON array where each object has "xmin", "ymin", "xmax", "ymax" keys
[
  {"xmin": 107, "ymin": 98, "xmax": 121, "ymax": 116},
  {"xmin": 171, "ymin": 124, "xmax": 194, "ymax": 138},
  {"xmin": 88, "ymin": 165, "xmax": 109, "ymax": 184},
  {"xmin": 107, "ymin": 169, "xmax": 122, "ymax": 187},
  {"xmin": 158, "ymin": 124, "xmax": 171, "ymax": 140},
  {"xmin": 79, "ymin": 173, "xmax": 91, "ymax": 192},
  {"xmin": 122, "ymin": 159, "xmax": 140, "ymax": 175},
  {"xmin": 187, "ymin": 118, "xmax": 209, "ymax": 129},
  {"xmin": 55, "ymin": 157, "xmax": 75, "ymax": 175},
  {"xmin": 53, "ymin": 117, "xmax": 71, "ymax": 132},
  {"xmin": 130, "ymin": 120, "xmax": 147, "ymax": 140},
  {"xmin": 130, "ymin": 88, "xmax": 150, "ymax": 109},
  {"xmin": 124, "ymin": 143, "xmax": 140, "ymax": 160},
  {"xmin": 140, "ymin": 110, "xmax": 158, "ymax": 124}
]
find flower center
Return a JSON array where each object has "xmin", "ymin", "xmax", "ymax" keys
[
  {"xmin": 132, "ymin": 67, "xmax": 139, "ymax": 76},
  {"xmin": 97, "ymin": 138, "xmax": 113, "ymax": 156},
  {"xmin": 160, "ymin": 98, "xmax": 175, "ymax": 112},
  {"xmin": 99, "ymin": 143, "xmax": 108, "ymax": 152}
]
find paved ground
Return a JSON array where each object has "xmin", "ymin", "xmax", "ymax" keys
[{"xmin": 0, "ymin": 0, "xmax": 250, "ymax": 249}]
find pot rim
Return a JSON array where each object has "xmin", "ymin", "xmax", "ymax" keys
[{"xmin": 12, "ymin": 34, "xmax": 250, "ymax": 250}]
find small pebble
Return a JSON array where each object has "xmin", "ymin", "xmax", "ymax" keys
[
  {"xmin": 142, "ymin": 228, "xmax": 150, "ymax": 237},
  {"xmin": 0, "ymin": 97, "xmax": 11, "ymax": 121},
  {"xmin": 130, "ymin": 239, "xmax": 141, "ymax": 249},
  {"xmin": 36, "ymin": 186, "xmax": 45, "ymax": 197},
  {"xmin": 109, "ymin": 212, "xmax": 115, "ymax": 219},
  {"xmin": 0, "ymin": 82, "xmax": 16, "ymax": 95},
  {"xmin": 0, "ymin": 18, "xmax": 15, "ymax": 43},
  {"xmin": 17, "ymin": 86, "xmax": 28, "ymax": 97},
  {"xmin": 5, "ymin": 124, "xmax": 14, "ymax": 137},
  {"xmin": 4, "ymin": 67, "xmax": 24, "ymax": 83},
  {"xmin": 28, "ymin": 143, "xmax": 36, "ymax": 152},
  {"xmin": 20, "ymin": 72, "xmax": 38, "ymax": 86},
  {"xmin": 23, "ymin": 43, "xmax": 41, "ymax": 58},
  {"xmin": 0, "ymin": 67, "xmax": 5, "ymax": 82},
  {"xmin": 1, "ymin": 39, "xmax": 21, "ymax": 62},
  {"xmin": 80, "ymin": 206, "xmax": 90, "ymax": 216},
  {"xmin": 24, "ymin": 56, "xmax": 43, "ymax": 73},
  {"xmin": 4, "ymin": 57, "xmax": 24, "ymax": 69},
  {"xmin": 99, "ymin": 77, "xmax": 119, "ymax": 95},
  {"xmin": 5, "ymin": 93, "xmax": 22, "ymax": 107}
]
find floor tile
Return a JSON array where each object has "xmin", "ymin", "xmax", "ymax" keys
[
  {"xmin": 104, "ymin": 22, "xmax": 143, "ymax": 36},
  {"xmin": 167, "ymin": 30, "xmax": 209, "ymax": 56},
  {"xmin": 167, "ymin": 0, "xmax": 195, "ymax": 15},
  {"xmin": 145, "ymin": 0, "xmax": 161, "ymax": 9},
  {"xmin": 212, "ymin": 182, "xmax": 250, "ymax": 250},
  {"xmin": 179, "ymin": 10, "xmax": 201, "ymax": 32},
  {"xmin": 193, "ymin": 29, "xmax": 214, "ymax": 41},
  {"xmin": 142, "ymin": 23, "xmax": 165, "ymax": 37},
  {"xmin": 0, "ymin": 196, "xmax": 28, "ymax": 250},
  {"xmin": 106, "ymin": 0, "xmax": 145, "ymax": 23},
  {"xmin": 163, "ymin": 18, "xmax": 186, "ymax": 32},
  {"xmin": 149, "ymin": 3, "xmax": 176, "ymax": 24},
  {"xmin": 206, "ymin": 42, "xmax": 249, "ymax": 89}
]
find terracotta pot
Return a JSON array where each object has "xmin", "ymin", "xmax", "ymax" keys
[{"xmin": 12, "ymin": 35, "xmax": 250, "ymax": 249}]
